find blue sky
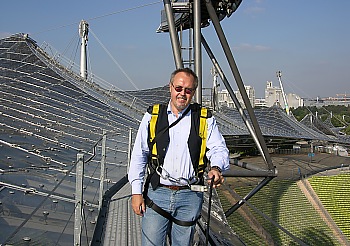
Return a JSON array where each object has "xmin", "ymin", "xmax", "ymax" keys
[{"xmin": 1, "ymin": 0, "xmax": 349, "ymax": 98}]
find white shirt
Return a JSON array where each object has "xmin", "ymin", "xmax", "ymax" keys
[{"xmin": 128, "ymin": 102, "xmax": 229, "ymax": 194}]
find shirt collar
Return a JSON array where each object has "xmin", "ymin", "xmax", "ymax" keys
[{"xmin": 167, "ymin": 100, "xmax": 191, "ymax": 117}]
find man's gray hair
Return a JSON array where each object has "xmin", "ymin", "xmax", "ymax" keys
[{"xmin": 170, "ymin": 68, "xmax": 198, "ymax": 89}]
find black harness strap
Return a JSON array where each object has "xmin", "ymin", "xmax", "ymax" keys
[
  {"xmin": 144, "ymin": 196, "xmax": 199, "ymax": 226},
  {"xmin": 143, "ymin": 105, "xmax": 199, "ymax": 226}
]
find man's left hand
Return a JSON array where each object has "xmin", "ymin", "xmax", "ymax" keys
[{"xmin": 207, "ymin": 167, "xmax": 224, "ymax": 188}]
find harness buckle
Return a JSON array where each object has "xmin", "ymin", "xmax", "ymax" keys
[
  {"xmin": 190, "ymin": 185, "xmax": 208, "ymax": 192},
  {"xmin": 147, "ymin": 199, "xmax": 154, "ymax": 208}
]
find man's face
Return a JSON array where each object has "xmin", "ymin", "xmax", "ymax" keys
[{"xmin": 169, "ymin": 71, "xmax": 196, "ymax": 115}]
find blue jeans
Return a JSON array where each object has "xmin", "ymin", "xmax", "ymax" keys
[{"xmin": 142, "ymin": 186, "xmax": 203, "ymax": 246}]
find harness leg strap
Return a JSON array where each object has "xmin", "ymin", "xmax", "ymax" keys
[{"xmin": 144, "ymin": 196, "xmax": 199, "ymax": 227}]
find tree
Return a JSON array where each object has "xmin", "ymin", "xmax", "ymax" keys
[{"xmin": 343, "ymin": 125, "xmax": 350, "ymax": 135}]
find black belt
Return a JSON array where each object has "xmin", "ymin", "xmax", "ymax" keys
[{"xmin": 158, "ymin": 184, "xmax": 190, "ymax": 190}]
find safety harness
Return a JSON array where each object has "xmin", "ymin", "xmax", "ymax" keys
[{"xmin": 143, "ymin": 103, "xmax": 211, "ymax": 226}]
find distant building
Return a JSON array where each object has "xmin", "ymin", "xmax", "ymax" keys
[
  {"xmin": 215, "ymin": 80, "xmax": 350, "ymax": 110},
  {"xmin": 286, "ymin": 93, "xmax": 304, "ymax": 109},
  {"xmin": 237, "ymin": 85, "xmax": 255, "ymax": 108},
  {"xmin": 304, "ymin": 94, "xmax": 350, "ymax": 107},
  {"xmin": 218, "ymin": 85, "xmax": 255, "ymax": 108},
  {"xmin": 265, "ymin": 81, "xmax": 303, "ymax": 109},
  {"xmin": 265, "ymin": 81, "xmax": 283, "ymax": 107},
  {"xmin": 254, "ymin": 98, "xmax": 266, "ymax": 108},
  {"xmin": 217, "ymin": 89, "xmax": 235, "ymax": 108}
]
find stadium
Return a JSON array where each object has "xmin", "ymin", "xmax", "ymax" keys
[{"xmin": 1, "ymin": 1, "xmax": 350, "ymax": 245}]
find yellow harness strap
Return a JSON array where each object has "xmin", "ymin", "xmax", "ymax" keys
[
  {"xmin": 149, "ymin": 104, "xmax": 209, "ymax": 174},
  {"xmin": 198, "ymin": 107, "xmax": 208, "ymax": 174},
  {"xmin": 149, "ymin": 104, "xmax": 160, "ymax": 159}
]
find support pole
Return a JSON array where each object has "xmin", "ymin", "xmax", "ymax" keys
[
  {"xmin": 202, "ymin": 35, "xmax": 271, "ymax": 170},
  {"xmin": 211, "ymin": 66, "xmax": 219, "ymax": 111},
  {"xmin": 99, "ymin": 131, "xmax": 107, "ymax": 210},
  {"xmin": 74, "ymin": 153, "xmax": 84, "ymax": 246},
  {"xmin": 79, "ymin": 20, "xmax": 89, "ymax": 80},
  {"xmin": 205, "ymin": 0, "xmax": 274, "ymax": 170},
  {"xmin": 194, "ymin": 0, "xmax": 202, "ymax": 104},
  {"xmin": 127, "ymin": 128, "xmax": 132, "ymax": 173},
  {"xmin": 163, "ymin": 0, "xmax": 183, "ymax": 69}
]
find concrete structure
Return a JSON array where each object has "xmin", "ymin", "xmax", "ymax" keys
[
  {"xmin": 287, "ymin": 93, "xmax": 304, "ymax": 109},
  {"xmin": 265, "ymin": 81, "xmax": 303, "ymax": 109},
  {"xmin": 218, "ymin": 85, "xmax": 255, "ymax": 109},
  {"xmin": 265, "ymin": 81, "xmax": 283, "ymax": 107}
]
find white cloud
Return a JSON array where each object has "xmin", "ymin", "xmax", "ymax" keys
[
  {"xmin": 244, "ymin": 0, "xmax": 265, "ymax": 15},
  {"xmin": 233, "ymin": 43, "xmax": 270, "ymax": 51},
  {"xmin": 244, "ymin": 6, "xmax": 265, "ymax": 14}
]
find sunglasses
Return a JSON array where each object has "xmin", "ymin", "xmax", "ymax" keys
[{"xmin": 171, "ymin": 83, "xmax": 195, "ymax": 94}]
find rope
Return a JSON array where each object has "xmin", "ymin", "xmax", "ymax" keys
[
  {"xmin": 89, "ymin": 28, "xmax": 139, "ymax": 90},
  {"xmin": 55, "ymin": 201, "xmax": 78, "ymax": 245},
  {"xmin": 32, "ymin": 2, "xmax": 162, "ymax": 36},
  {"xmin": 83, "ymin": 208, "xmax": 90, "ymax": 246}
]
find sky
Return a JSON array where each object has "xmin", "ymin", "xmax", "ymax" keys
[{"xmin": 1, "ymin": 0, "xmax": 349, "ymax": 98}]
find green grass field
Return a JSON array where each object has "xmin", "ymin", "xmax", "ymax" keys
[{"xmin": 219, "ymin": 174, "xmax": 349, "ymax": 245}]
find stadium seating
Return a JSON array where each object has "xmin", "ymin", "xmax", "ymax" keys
[
  {"xmin": 309, "ymin": 173, "xmax": 350, "ymax": 239},
  {"xmin": 219, "ymin": 179, "xmax": 342, "ymax": 245}
]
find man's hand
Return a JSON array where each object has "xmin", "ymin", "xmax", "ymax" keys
[
  {"xmin": 131, "ymin": 194, "xmax": 146, "ymax": 216},
  {"xmin": 207, "ymin": 167, "xmax": 224, "ymax": 188}
]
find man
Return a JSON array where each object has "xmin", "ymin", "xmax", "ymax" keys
[{"xmin": 128, "ymin": 68, "xmax": 229, "ymax": 246}]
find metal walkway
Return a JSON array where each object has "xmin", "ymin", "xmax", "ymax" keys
[
  {"xmin": 102, "ymin": 183, "xmax": 142, "ymax": 246},
  {"xmin": 97, "ymin": 180, "xmax": 245, "ymax": 246}
]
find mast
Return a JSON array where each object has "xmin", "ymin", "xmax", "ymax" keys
[
  {"xmin": 74, "ymin": 20, "xmax": 89, "ymax": 246},
  {"xmin": 211, "ymin": 66, "xmax": 219, "ymax": 111},
  {"xmin": 276, "ymin": 71, "xmax": 290, "ymax": 115},
  {"xmin": 79, "ymin": 20, "xmax": 89, "ymax": 80}
]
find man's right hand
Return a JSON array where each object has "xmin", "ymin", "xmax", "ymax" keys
[{"xmin": 131, "ymin": 194, "xmax": 146, "ymax": 216}]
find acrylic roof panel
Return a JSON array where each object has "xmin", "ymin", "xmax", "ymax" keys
[
  {"xmin": 300, "ymin": 113, "xmax": 338, "ymax": 137},
  {"xmin": 220, "ymin": 106, "xmax": 339, "ymax": 141},
  {"xmin": 0, "ymin": 34, "xmax": 140, "ymax": 245}
]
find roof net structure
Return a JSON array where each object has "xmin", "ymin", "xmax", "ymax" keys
[
  {"xmin": 1, "ymin": 34, "xmax": 349, "ymax": 245},
  {"xmin": 0, "ymin": 34, "xmax": 144, "ymax": 245},
  {"xmin": 299, "ymin": 113, "xmax": 350, "ymax": 145},
  {"xmin": 219, "ymin": 106, "xmax": 350, "ymax": 149}
]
